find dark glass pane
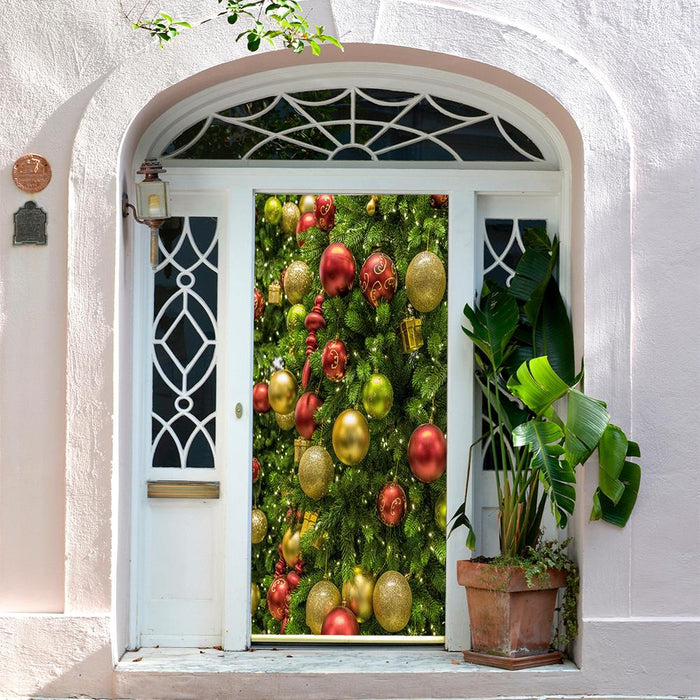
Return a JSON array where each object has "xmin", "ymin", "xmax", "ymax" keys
[
  {"xmin": 518, "ymin": 219, "xmax": 547, "ymax": 236},
  {"xmin": 371, "ymin": 128, "xmax": 420, "ymax": 152},
  {"xmin": 430, "ymin": 96, "xmax": 487, "ymax": 118},
  {"xmin": 218, "ymin": 96, "xmax": 276, "ymax": 119},
  {"xmin": 396, "ymin": 98, "xmax": 461, "ymax": 133},
  {"xmin": 288, "ymin": 89, "xmax": 346, "ymax": 102},
  {"xmin": 177, "ymin": 118, "xmax": 265, "ymax": 159},
  {"xmin": 249, "ymin": 139, "xmax": 328, "ymax": 160},
  {"xmin": 356, "ymin": 94, "xmax": 408, "ymax": 123},
  {"xmin": 360, "ymin": 88, "xmax": 417, "ymax": 103},
  {"xmin": 152, "ymin": 217, "xmax": 218, "ymax": 469},
  {"xmin": 294, "ymin": 92, "xmax": 352, "ymax": 125},
  {"xmin": 325, "ymin": 123, "xmax": 351, "ymax": 145},
  {"xmin": 164, "ymin": 120, "xmax": 207, "ymax": 155},
  {"xmin": 285, "ymin": 127, "xmax": 336, "ymax": 151},
  {"xmin": 500, "ymin": 119, "xmax": 544, "ymax": 160},
  {"xmin": 439, "ymin": 118, "xmax": 530, "ymax": 161},
  {"xmin": 332, "ymin": 147, "xmax": 374, "ymax": 161},
  {"xmin": 244, "ymin": 97, "xmax": 309, "ymax": 133},
  {"xmin": 356, "ymin": 123, "xmax": 383, "ymax": 145}
]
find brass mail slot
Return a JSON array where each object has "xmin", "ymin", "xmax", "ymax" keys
[{"xmin": 147, "ymin": 480, "xmax": 220, "ymax": 499}]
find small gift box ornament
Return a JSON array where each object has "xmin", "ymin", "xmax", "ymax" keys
[
  {"xmin": 268, "ymin": 280, "xmax": 282, "ymax": 305},
  {"xmin": 399, "ymin": 315, "xmax": 424, "ymax": 353}
]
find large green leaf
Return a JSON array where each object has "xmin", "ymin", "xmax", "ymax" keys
[
  {"xmin": 564, "ymin": 389, "xmax": 610, "ymax": 466},
  {"xmin": 534, "ymin": 279, "xmax": 575, "ymax": 384},
  {"xmin": 597, "ymin": 424, "xmax": 628, "ymax": 504},
  {"xmin": 512, "ymin": 420, "xmax": 576, "ymax": 527},
  {"xmin": 507, "ymin": 356, "xmax": 571, "ymax": 415},
  {"xmin": 509, "ymin": 248, "xmax": 554, "ymax": 324},
  {"xmin": 462, "ymin": 287, "xmax": 519, "ymax": 370},
  {"xmin": 590, "ymin": 460, "xmax": 641, "ymax": 527}
]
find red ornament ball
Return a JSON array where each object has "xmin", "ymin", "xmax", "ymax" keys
[
  {"xmin": 360, "ymin": 251, "xmax": 398, "ymax": 307},
  {"xmin": 254, "ymin": 288, "xmax": 265, "ymax": 319},
  {"xmin": 295, "ymin": 391, "xmax": 323, "ymax": 439},
  {"xmin": 429, "ymin": 194, "xmax": 449, "ymax": 209},
  {"xmin": 321, "ymin": 339, "xmax": 348, "ymax": 382},
  {"xmin": 408, "ymin": 423, "xmax": 447, "ymax": 483},
  {"xmin": 376, "ymin": 481, "xmax": 407, "ymax": 527},
  {"xmin": 287, "ymin": 570, "xmax": 301, "ymax": 591},
  {"xmin": 315, "ymin": 194, "xmax": 336, "ymax": 232},
  {"xmin": 252, "ymin": 382, "xmax": 270, "ymax": 413},
  {"xmin": 296, "ymin": 212, "xmax": 316, "ymax": 246},
  {"xmin": 319, "ymin": 243, "xmax": 356, "ymax": 297},
  {"xmin": 266, "ymin": 576, "xmax": 290, "ymax": 621},
  {"xmin": 252, "ymin": 457, "xmax": 261, "ymax": 483},
  {"xmin": 321, "ymin": 605, "xmax": 360, "ymax": 635}
]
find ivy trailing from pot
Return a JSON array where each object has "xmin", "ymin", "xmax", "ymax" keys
[{"xmin": 450, "ymin": 228, "xmax": 641, "ymax": 668}]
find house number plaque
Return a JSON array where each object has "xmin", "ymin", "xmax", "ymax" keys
[
  {"xmin": 12, "ymin": 154, "xmax": 52, "ymax": 194},
  {"xmin": 13, "ymin": 201, "xmax": 47, "ymax": 245}
]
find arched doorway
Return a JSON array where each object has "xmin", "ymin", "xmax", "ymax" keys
[{"xmin": 128, "ymin": 63, "xmax": 570, "ymax": 651}]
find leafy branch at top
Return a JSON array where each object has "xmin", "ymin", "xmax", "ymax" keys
[{"xmin": 124, "ymin": 0, "xmax": 343, "ymax": 53}]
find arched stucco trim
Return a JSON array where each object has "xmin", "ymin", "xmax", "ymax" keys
[{"xmin": 66, "ymin": 6, "xmax": 632, "ymax": 664}]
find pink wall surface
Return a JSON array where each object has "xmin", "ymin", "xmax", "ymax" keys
[{"xmin": 0, "ymin": 0, "xmax": 698, "ymax": 697}]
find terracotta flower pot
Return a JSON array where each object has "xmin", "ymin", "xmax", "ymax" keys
[{"xmin": 457, "ymin": 559, "xmax": 566, "ymax": 669}]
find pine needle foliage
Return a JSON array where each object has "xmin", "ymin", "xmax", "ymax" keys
[{"xmin": 252, "ymin": 193, "xmax": 448, "ymax": 637}]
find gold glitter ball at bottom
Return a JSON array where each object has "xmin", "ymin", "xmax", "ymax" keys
[
  {"xmin": 306, "ymin": 579, "xmax": 341, "ymax": 634},
  {"xmin": 373, "ymin": 570, "xmax": 412, "ymax": 633}
]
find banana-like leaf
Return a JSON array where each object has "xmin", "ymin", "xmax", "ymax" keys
[
  {"xmin": 509, "ymin": 248, "xmax": 554, "ymax": 324},
  {"xmin": 564, "ymin": 389, "xmax": 610, "ymax": 466},
  {"xmin": 597, "ymin": 424, "xmax": 628, "ymax": 504},
  {"xmin": 507, "ymin": 356, "xmax": 571, "ymax": 415},
  {"xmin": 512, "ymin": 420, "xmax": 576, "ymax": 527},
  {"xmin": 462, "ymin": 287, "xmax": 518, "ymax": 370},
  {"xmin": 534, "ymin": 279, "xmax": 575, "ymax": 384},
  {"xmin": 590, "ymin": 460, "xmax": 641, "ymax": 527}
]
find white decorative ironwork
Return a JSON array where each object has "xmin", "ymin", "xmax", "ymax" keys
[
  {"xmin": 483, "ymin": 219, "xmax": 526, "ymax": 286},
  {"xmin": 161, "ymin": 88, "xmax": 546, "ymax": 163},
  {"xmin": 151, "ymin": 217, "xmax": 218, "ymax": 468}
]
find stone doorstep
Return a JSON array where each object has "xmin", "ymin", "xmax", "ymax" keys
[{"xmin": 117, "ymin": 645, "xmax": 580, "ymax": 674}]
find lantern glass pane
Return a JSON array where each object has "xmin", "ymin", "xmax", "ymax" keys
[{"xmin": 135, "ymin": 180, "xmax": 170, "ymax": 219}]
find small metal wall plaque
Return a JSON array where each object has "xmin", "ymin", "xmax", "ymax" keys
[
  {"xmin": 12, "ymin": 154, "xmax": 52, "ymax": 194},
  {"xmin": 13, "ymin": 201, "xmax": 47, "ymax": 245}
]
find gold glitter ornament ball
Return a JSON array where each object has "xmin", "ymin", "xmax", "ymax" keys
[
  {"xmin": 275, "ymin": 410, "xmax": 296, "ymax": 431},
  {"xmin": 298, "ymin": 194, "xmax": 317, "ymax": 214},
  {"xmin": 405, "ymin": 251, "xmax": 446, "ymax": 313},
  {"xmin": 251, "ymin": 508, "xmax": 268, "ymax": 544},
  {"xmin": 298, "ymin": 445, "xmax": 334, "ymax": 500},
  {"xmin": 281, "ymin": 201, "xmax": 301, "ymax": 236},
  {"xmin": 332, "ymin": 409, "xmax": 370, "ymax": 465},
  {"xmin": 373, "ymin": 570, "xmax": 412, "ymax": 633},
  {"xmin": 282, "ymin": 526, "xmax": 301, "ymax": 567},
  {"xmin": 306, "ymin": 579, "xmax": 341, "ymax": 634},
  {"xmin": 284, "ymin": 260, "xmax": 314, "ymax": 304},
  {"xmin": 251, "ymin": 582, "xmax": 261, "ymax": 614},
  {"xmin": 341, "ymin": 566, "xmax": 375, "ymax": 623},
  {"xmin": 268, "ymin": 369, "xmax": 298, "ymax": 414}
]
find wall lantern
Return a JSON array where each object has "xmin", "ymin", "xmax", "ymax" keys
[{"xmin": 122, "ymin": 158, "xmax": 170, "ymax": 269}]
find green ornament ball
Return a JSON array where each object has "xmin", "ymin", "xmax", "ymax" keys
[
  {"xmin": 435, "ymin": 492, "xmax": 447, "ymax": 531},
  {"xmin": 264, "ymin": 196, "xmax": 283, "ymax": 225},
  {"xmin": 286, "ymin": 303, "xmax": 307, "ymax": 332},
  {"xmin": 362, "ymin": 373, "xmax": 393, "ymax": 419}
]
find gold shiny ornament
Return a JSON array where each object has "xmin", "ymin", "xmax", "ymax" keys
[
  {"xmin": 282, "ymin": 526, "xmax": 302, "ymax": 567},
  {"xmin": 399, "ymin": 315, "xmax": 424, "ymax": 353},
  {"xmin": 268, "ymin": 369, "xmax": 298, "ymax": 414},
  {"xmin": 341, "ymin": 566, "xmax": 376, "ymax": 623},
  {"xmin": 435, "ymin": 492, "xmax": 447, "ymax": 531},
  {"xmin": 284, "ymin": 260, "xmax": 314, "ymax": 304},
  {"xmin": 275, "ymin": 410, "xmax": 296, "ymax": 431},
  {"xmin": 405, "ymin": 250, "xmax": 447, "ymax": 313},
  {"xmin": 365, "ymin": 195, "xmax": 380, "ymax": 216},
  {"xmin": 298, "ymin": 194, "xmax": 317, "ymax": 214},
  {"xmin": 373, "ymin": 570, "xmax": 412, "ymax": 633},
  {"xmin": 251, "ymin": 508, "xmax": 268, "ymax": 544},
  {"xmin": 251, "ymin": 582, "xmax": 261, "ymax": 614},
  {"xmin": 332, "ymin": 409, "xmax": 370, "ymax": 466},
  {"xmin": 362, "ymin": 373, "xmax": 393, "ymax": 419},
  {"xmin": 268, "ymin": 280, "xmax": 282, "ymax": 305},
  {"xmin": 298, "ymin": 445, "xmax": 334, "ymax": 500},
  {"xmin": 281, "ymin": 201, "xmax": 301, "ymax": 236},
  {"xmin": 306, "ymin": 579, "xmax": 341, "ymax": 634},
  {"xmin": 294, "ymin": 437, "xmax": 311, "ymax": 462}
]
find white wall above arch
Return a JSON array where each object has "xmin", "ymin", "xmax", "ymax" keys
[{"xmin": 65, "ymin": 5, "xmax": 633, "ymax": 665}]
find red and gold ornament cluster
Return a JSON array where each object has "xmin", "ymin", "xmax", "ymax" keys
[{"xmin": 360, "ymin": 251, "xmax": 397, "ymax": 307}]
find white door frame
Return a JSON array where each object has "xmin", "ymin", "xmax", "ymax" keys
[{"xmin": 130, "ymin": 166, "xmax": 565, "ymax": 652}]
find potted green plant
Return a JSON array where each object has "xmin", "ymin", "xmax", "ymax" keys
[{"xmin": 450, "ymin": 229, "xmax": 641, "ymax": 669}]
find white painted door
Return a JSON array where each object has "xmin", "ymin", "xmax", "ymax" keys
[
  {"xmin": 132, "ymin": 169, "xmax": 563, "ymax": 652},
  {"xmin": 473, "ymin": 194, "xmax": 562, "ymax": 557}
]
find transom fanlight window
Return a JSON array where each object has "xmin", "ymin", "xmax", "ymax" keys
[{"xmin": 160, "ymin": 88, "xmax": 546, "ymax": 162}]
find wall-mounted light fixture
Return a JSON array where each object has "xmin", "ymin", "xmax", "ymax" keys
[{"xmin": 122, "ymin": 158, "xmax": 170, "ymax": 269}]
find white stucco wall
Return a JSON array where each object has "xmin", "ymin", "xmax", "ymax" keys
[{"xmin": 0, "ymin": 0, "xmax": 698, "ymax": 697}]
